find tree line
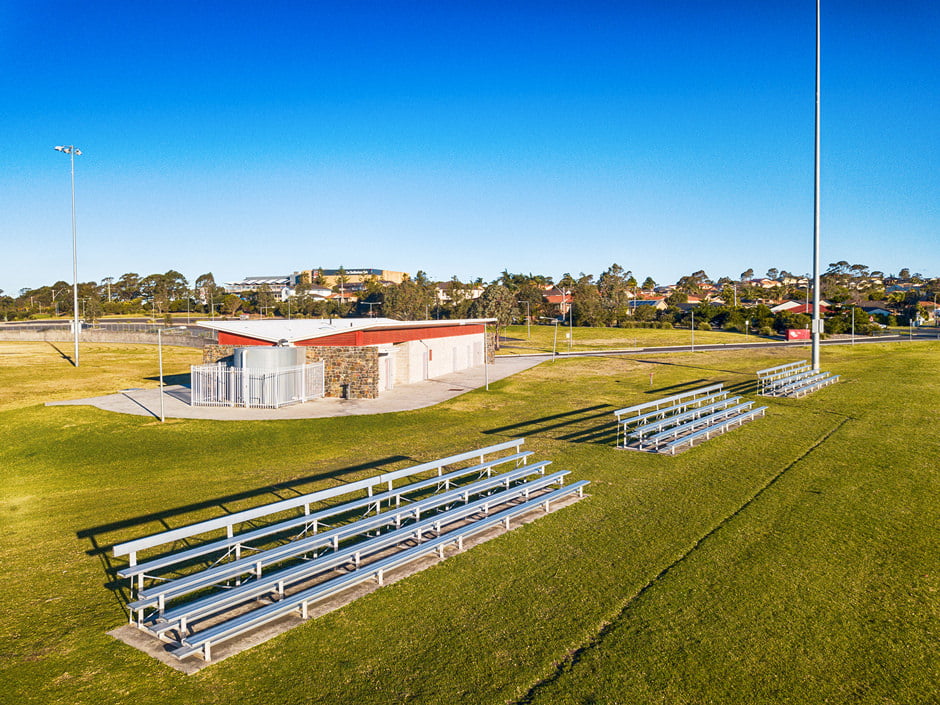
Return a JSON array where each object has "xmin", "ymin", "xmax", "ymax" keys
[{"xmin": 2, "ymin": 262, "xmax": 936, "ymax": 328}]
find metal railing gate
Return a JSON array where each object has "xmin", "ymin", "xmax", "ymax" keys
[{"xmin": 191, "ymin": 362, "xmax": 325, "ymax": 408}]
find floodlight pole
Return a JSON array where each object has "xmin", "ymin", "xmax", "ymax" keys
[
  {"xmin": 54, "ymin": 145, "xmax": 82, "ymax": 367},
  {"xmin": 811, "ymin": 0, "xmax": 822, "ymax": 371},
  {"xmin": 552, "ymin": 319, "xmax": 559, "ymax": 361},
  {"xmin": 564, "ymin": 290, "xmax": 573, "ymax": 352}
]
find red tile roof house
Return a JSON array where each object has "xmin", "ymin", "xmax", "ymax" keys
[
  {"xmin": 198, "ymin": 318, "xmax": 496, "ymax": 399},
  {"xmin": 782, "ymin": 304, "xmax": 831, "ymax": 316},
  {"xmin": 771, "ymin": 300, "xmax": 832, "ymax": 314},
  {"xmin": 543, "ymin": 288, "xmax": 573, "ymax": 317}
]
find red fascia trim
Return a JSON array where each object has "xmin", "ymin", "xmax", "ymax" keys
[
  {"xmin": 298, "ymin": 324, "xmax": 484, "ymax": 346},
  {"xmin": 218, "ymin": 332, "xmax": 273, "ymax": 346}
]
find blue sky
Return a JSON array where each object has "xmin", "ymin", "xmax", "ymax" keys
[{"xmin": 1, "ymin": 1, "xmax": 937, "ymax": 294}]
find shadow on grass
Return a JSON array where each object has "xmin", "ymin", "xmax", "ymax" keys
[
  {"xmin": 644, "ymin": 377, "xmax": 710, "ymax": 395},
  {"xmin": 46, "ymin": 341, "xmax": 74, "ymax": 365},
  {"xmin": 77, "ymin": 455, "xmax": 410, "ymax": 605},
  {"xmin": 483, "ymin": 404, "xmax": 619, "ymax": 446},
  {"xmin": 636, "ymin": 358, "xmax": 757, "ymax": 378}
]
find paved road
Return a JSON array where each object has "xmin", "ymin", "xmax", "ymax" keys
[{"xmin": 499, "ymin": 331, "xmax": 940, "ymax": 360}]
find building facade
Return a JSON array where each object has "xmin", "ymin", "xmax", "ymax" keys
[{"xmin": 199, "ymin": 318, "xmax": 495, "ymax": 399}]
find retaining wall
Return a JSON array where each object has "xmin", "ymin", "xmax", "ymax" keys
[{"xmin": 0, "ymin": 327, "xmax": 205, "ymax": 348}]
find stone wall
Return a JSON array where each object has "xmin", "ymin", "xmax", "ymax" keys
[
  {"xmin": 203, "ymin": 344, "xmax": 235, "ymax": 364},
  {"xmin": 205, "ymin": 344, "xmax": 379, "ymax": 398},
  {"xmin": 304, "ymin": 346, "xmax": 380, "ymax": 399},
  {"xmin": 486, "ymin": 329, "xmax": 496, "ymax": 363}
]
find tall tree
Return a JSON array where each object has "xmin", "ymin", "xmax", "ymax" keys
[
  {"xmin": 469, "ymin": 284, "xmax": 516, "ymax": 347},
  {"xmin": 383, "ymin": 279, "xmax": 435, "ymax": 320},
  {"xmin": 116, "ymin": 272, "xmax": 141, "ymax": 301},
  {"xmin": 598, "ymin": 264, "xmax": 631, "ymax": 325}
]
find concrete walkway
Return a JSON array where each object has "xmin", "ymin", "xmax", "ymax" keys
[{"xmin": 46, "ymin": 357, "xmax": 543, "ymax": 421}]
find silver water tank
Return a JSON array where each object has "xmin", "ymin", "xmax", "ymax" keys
[{"xmin": 233, "ymin": 346, "xmax": 304, "ymax": 370}]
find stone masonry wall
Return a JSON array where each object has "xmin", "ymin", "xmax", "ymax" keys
[
  {"xmin": 304, "ymin": 346, "xmax": 380, "ymax": 399},
  {"xmin": 204, "ymin": 344, "xmax": 379, "ymax": 398},
  {"xmin": 203, "ymin": 344, "xmax": 235, "ymax": 364},
  {"xmin": 486, "ymin": 329, "xmax": 496, "ymax": 363}
]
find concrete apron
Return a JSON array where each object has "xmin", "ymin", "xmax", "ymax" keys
[{"xmin": 46, "ymin": 357, "xmax": 543, "ymax": 421}]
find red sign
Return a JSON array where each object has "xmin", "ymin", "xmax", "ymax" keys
[{"xmin": 787, "ymin": 328, "xmax": 811, "ymax": 340}]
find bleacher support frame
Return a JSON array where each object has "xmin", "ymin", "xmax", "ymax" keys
[
  {"xmin": 110, "ymin": 439, "xmax": 588, "ymax": 664},
  {"xmin": 613, "ymin": 383, "xmax": 767, "ymax": 454},
  {"xmin": 756, "ymin": 360, "xmax": 839, "ymax": 398}
]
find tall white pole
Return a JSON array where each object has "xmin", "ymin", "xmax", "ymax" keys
[
  {"xmin": 159, "ymin": 329, "xmax": 166, "ymax": 422},
  {"xmin": 567, "ymin": 293, "xmax": 573, "ymax": 352},
  {"xmin": 69, "ymin": 148, "xmax": 80, "ymax": 367},
  {"xmin": 811, "ymin": 0, "xmax": 822, "ymax": 370}
]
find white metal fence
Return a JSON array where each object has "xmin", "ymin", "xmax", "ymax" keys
[{"xmin": 191, "ymin": 363, "xmax": 325, "ymax": 408}]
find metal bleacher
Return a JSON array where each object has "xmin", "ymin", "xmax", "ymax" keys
[
  {"xmin": 613, "ymin": 383, "xmax": 767, "ymax": 454},
  {"xmin": 756, "ymin": 360, "xmax": 840, "ymax": 398},
  {"xmin": 111, "ymin": 439, "xmax": 588, "ymax": 663}
]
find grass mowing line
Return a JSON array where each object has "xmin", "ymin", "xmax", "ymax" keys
[{"xmin": 513, "ymin": 412, "xmax": 852, "ymax": 705}]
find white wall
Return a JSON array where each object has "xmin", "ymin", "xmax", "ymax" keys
[{"xmin": 397, "ymin": 332, "xmax": 484, "ymax": 385}]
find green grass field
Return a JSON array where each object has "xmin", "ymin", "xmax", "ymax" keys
[
  {"xmin": 0, "ymin": 340, "xmax": 937, "ymax": 704},
  {"xmin": 497, "ymin": 323, "xmax": 767, "ymax": 355}
]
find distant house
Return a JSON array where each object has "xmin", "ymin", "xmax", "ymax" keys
[
  {"xmin": 224, "ymin": 275, "xmax": 296, "ymax": 302},
  {"xmin": 770, "ymin": 301, "xmax": 803, "ymax": 313},
  {"xmin": 860, "ymin": 305, "xmax": 893, "ymax": 318},
  {"xmin": 303, "ymin": 285, "xmax": 334, "ymax": 300},
  {"xmin": 918, "ymin": 301, "xmax": 939, "ymax": 323},
  {"xmin": 629, "ymin": 298, "xmax": 666, "ymax": 312},
  {"xmin": 784, "ymin": 304, "xmax": 831, "ymax": 316},
  {"xmin": 543, "ymin": 288, "xmax": 573, "ymax": 316},
  {"xmin": 434, "ymin": 282, "xmax": 484, "ymax": 305}
]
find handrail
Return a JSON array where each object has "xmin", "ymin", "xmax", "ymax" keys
[
  {"xmin": 613, "ymin": 383, "xmax": 724, "ymax": 419},
  {"xmin": 113, "ymin": 439, "xmax": 524, "ymax": 562}
]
